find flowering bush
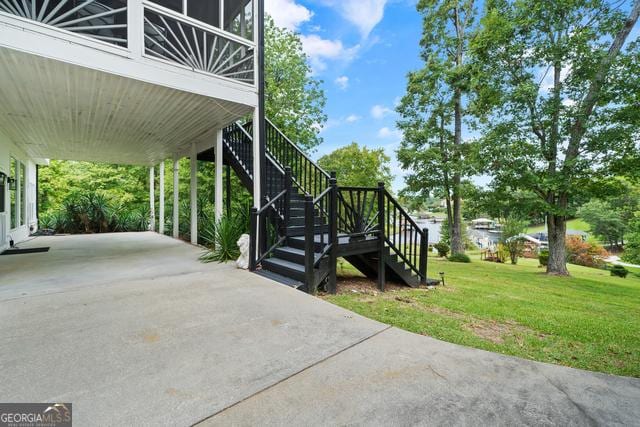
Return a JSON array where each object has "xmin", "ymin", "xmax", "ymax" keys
[{"xmin": 565, "ymin": 236, "xmax": 608, "ymax": 268}]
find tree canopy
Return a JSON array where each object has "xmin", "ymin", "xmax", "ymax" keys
[
  {"xmin": 318, "ymin": 142, "xmax": 393, "ymax": 188},
  {"xmin": 471, "ymin": 0, "xmax": 640, "ymax": 274},
  {"xmin": 396, "ymin": 0, "xmax": 479, "ymax": 254},
  {"xmin": 265, "ymin": 16, "xmax": 327, "ymax": 152}
]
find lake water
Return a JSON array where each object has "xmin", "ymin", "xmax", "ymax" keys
[{"xmin": 412, "ymin": 218, "xmax": 442, "ymax": 244}]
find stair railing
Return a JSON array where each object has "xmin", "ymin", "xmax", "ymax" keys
[
  {"xmin": 304, "ymin": 175, "xmax": 338, "ymax": 294},
  {"xmin": 223, "ymin": 122, "xmax": 253, "ymax": 178},
  {"xmin": 383, "ymin": 190, "xmax": 429, "ymax": 285},
  {"xmin": 249, "ymin": 167, "xmax": 292, "ymax": 271},
  {"xmin": 265, "ymin": 119, "xmax": 331, "ymax": 199}
]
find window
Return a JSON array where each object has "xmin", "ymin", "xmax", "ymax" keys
[
  {"xmin": 153, "ymin": 0, "xmax": 183, "ymax": 13},
  {"xmin": 10, "ymin": 158, "xmax": 17, "ymax": 229},
  {"xmin": 224, "ymin": 0, "xmax": 253, "ymax": 40},
  {"xmin": 188, "ymin": 0, "xmax": 220, "ymax": 28},
  {"xmin": 20, "ymin": 162, "xmax": 26, "ymax": 226}
]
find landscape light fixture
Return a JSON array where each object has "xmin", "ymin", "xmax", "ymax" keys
[{"xmin": 439, "ymin": 271, "xmax": 445, "ymax": 286}]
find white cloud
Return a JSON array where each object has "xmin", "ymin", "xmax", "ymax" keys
[
  {"xmin": 300, "ymin": 34, "xmax": 359, "ymax": 72},
  {"xmin": 345, "ymin": 114, "xmax": 361, "ymax": 123},
  {"xmin": 377, "ymin": 127, "xmax": 402, "ymax": 139},
  {"xmin": 266, "ymin": 0, "xmax": 313, "ymax": 31},
  {"xmin": 320, "ymin": 0, "xmax": 388, "ymax": 38},
  {"xmin": 371, "ymin": 104, "xmax": 393, "ymax": 119},
  {"xmin": 335, "ymin": 76, "xmax": 349, "ymax": 90}
]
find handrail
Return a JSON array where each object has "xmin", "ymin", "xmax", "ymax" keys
[
  {"xmin": 256, "ymin": 189, "xmax": 287, "ymax": 215},
  {"xmin": 385, "ymin": 189, "xmax": 423, "ymax": 232},
  {"xmin": 383, "ymin": 190, "xmax": 428, "ymax": 282},
  {"xmin": 313, "ymin": 185, "xmax": 332, "ymax": 204},
  {"xmin": 265, "ymin": 118, "xmax": 331, "ymax": 180}
]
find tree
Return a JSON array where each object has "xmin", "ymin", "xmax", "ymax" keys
[
  {"xmin": 462, "ymin": 183, "xmax": 545, "ymax": 223},
  {"xmin": 500, "ymin": 216, "xmax": 528, "ymax": 264},
  {"xmin": 623, "ymin": 216, "xmax": 640, "ymax": 264},
  {"xmin": 578, "ymin": 200, "xmax": 626, "ymax": 248},
  {"xmin": 396, "ymin": 0, "xmax": 479, "ymax": 255},
  {"xmin": 472, "ymin": 0, "xmax": 640, "ymax": 275},
  {"xmin": 265, "ymin": 16, "xmax": 327, "ymax": 152},
  {"xmin": 317, "ymin": 142, "xmax": 393, "ymax": 188}
]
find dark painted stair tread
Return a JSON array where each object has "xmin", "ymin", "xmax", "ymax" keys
[
  {"xmin": 274, "ymin": 246, "xmax": 322, "ymax": 264},
  {"xmin": 255, "ymin": 269, "xmax": 305, "ymax": 289},
  {"xmin": 262, "ymin": 258, "xmax": 306, "ymax": 281}
]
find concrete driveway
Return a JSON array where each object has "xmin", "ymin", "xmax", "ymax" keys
[{"xmin": 1, "ymin": 233, "xmax": 639, "ymax": 426}]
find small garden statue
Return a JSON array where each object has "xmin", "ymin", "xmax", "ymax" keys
[{"xmin": 236, "ymin": 234, "xmax": 250, "ymax": 269}]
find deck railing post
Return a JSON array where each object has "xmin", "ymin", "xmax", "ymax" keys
[
  {"xmin": 377, "ymin": 182, "xmax": 386, "ymax": 292},
  {"xmin": 249, "ymin": 207, "xmax": 258, "ymax": 271},
  {"xmin": 284, "ymin": 167, "xmax": 292, "ymax": 228},
  {"xmin": 420, "ymin": 227, "xmax": 429, "ymax": 285},
  {"xmin": 304, "ymin": 195, "xmax": 316, "ymax": 294},
  {"xmin": 328, "ymin": 173, "xmax": 338, "ymax": 294}
]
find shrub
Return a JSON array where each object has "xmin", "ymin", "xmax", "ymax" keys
[
  {"xmin": 496, "ymin": 243, "xmax": 509, "ymax": 263},
  {"xmin": 623, "ymin": 229, "xmax": 640, "ymax": 265},
  {"xmin": 500, "ymin": 217, "xmax": 528, "ymax": 265},
  {"xmin": 539, "ymin": 249, "xmax": 549, "ymax": 267},
  {"xmin": 434, "ymin": 242, "xmax": 450, "ymax": 257},
  {"xmin": 565, "ymin": 236, "xmax": 608, "ymax": 268},
  {"xmin": 40, "ymin": 191, "xmax": 149, "ymax": 234},
  {"xmin": 610, "ymin": 265, "xmax": 629, "ymax": 278},
  {"xmin": 449, "ymin": 252, "xmax": 471, "ymax": 263},
  {"xmin": 199, "ymin": 209, "xmax": 249, "ymax": 263}
]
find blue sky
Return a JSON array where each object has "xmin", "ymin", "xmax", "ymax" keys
[
  {"xmin": 266, "ymin": 0, "xmax": 423, "ymax": 192},
  {"xmin": 265, "ymin": 1, "xmax": 640, "ymax": 193}
]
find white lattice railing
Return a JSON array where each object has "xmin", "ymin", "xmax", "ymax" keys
[
  {"xmin": 0, "ymin": 0, "xmax": 256, "ymax": 85},
  {"xmin": 142, "ymin": 3, "xmax": 254, "ymax": 85},
  {"xmin": 0, "ymin": 0, "xmax": 128, "ymax": 46}
]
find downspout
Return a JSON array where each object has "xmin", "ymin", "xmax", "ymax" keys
[{"xmin": 257, "ymin": 0, "xmax": 267, "ymax": 252}]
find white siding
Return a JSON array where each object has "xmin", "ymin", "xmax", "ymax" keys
[{"xmin": 0, "ymin": 132, "xmax": 39, "ymax": 250}]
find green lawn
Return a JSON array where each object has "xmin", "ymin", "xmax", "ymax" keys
[
  {"xmin": 325, "ymin": 254, "xmax": 640, "ymax": 377},
  {"xmin": 527, "ymin": 218, "xmax": 590, "ymax": 234}
]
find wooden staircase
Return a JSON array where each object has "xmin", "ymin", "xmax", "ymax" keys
[{"xmin": 212, "ymin": 120, "xmax": 432, "ymax": 294}]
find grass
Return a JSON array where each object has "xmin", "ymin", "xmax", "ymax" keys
[
  {"xmin": 527, "ymin": 218, "xmax": 590, "ymax": 234},
  {"xmin": 325, "ymin": 253, "xmax": 640, "ymax": 377}
]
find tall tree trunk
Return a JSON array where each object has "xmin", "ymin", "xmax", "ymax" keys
[
  {"xmin": 547, "ymin": 212, "xmax": 568, "ymax": 275},
  {"xmin": 547, "ymin": 194, "xmax": 569, "ymax": 276},
  {"xmin": 450, "ymin": 6, "xmax": 465, "ymax": 255}
]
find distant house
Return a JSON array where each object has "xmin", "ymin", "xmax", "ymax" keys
[
  {"xmin": 472, "ymin": 218, "xmax": 496, "ymax": 230},
  {"xmin": 528, "ymin": 230, "xmax": 588, "ymax": 245}
]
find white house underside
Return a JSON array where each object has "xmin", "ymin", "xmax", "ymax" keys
[{"xmin": 0, "ymin": 46, "xmax": 253, "ymax": 165}]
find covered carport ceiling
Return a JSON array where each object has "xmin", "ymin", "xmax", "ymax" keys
[{"xmin": 0, "ymin": 47, "xmax": 252, "ymax": 165}]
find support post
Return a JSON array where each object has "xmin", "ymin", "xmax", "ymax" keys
[
  {"xmin": 149, "ymin": 166, "xmax": 155, "ymax": 231},
  {"xmin": 304, "ymin": 195, "xmax": 316, "ymax": 294},
  {"xmin": 328, "ymin": 172, "xmax": 338, "ymax": 294},
  {"xmin": 284, "ymin": 167, "xmax": 292, "ymax": 228},
  {"xmin": 420, "ymin": 227, "xmax": 429, "ymax": 285},
  {"xmin": 377, "ymin": 182, "xmax": 386, "ymax": 292},
  {"xmin": 127, "ymin": 0, "xmax": 143, "ymax": 59},
  {"xmin": 215, "ymin": 128, "xmax": 224, "ymax": 222},
  {"xmin": 256, "ymin": 0, "xmax": 267, "ymax": 257},
  {"xmin": 172, "ymin": 157, "xmax": 179, "ymax": 239},
  {"xmin": 190, "ymin": 143, "xmax": 198, "ymax": 245},
  {"xmin": 249, "ymin": 207, "xmax": 258, "ymax": 271},
  {"xmin": 159, "ymin": 161, "xmax": 165, "ymax": 235},
  {"xmin": 252, "ymin": 107, "xmax": 262, "ymax": 257},
  {"xmin": 226, "ymin": 164, "xmax": 231, "ymax": 216}
]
